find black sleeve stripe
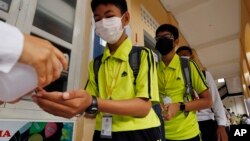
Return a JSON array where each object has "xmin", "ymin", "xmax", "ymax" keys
[
  {"xmin": 189, "ymin": 60, "xmax": 209, "ymax": 88},
  {"xmin": 141, "ymin": 48, "xmax": 152, "ymax": 99},
  {"xmin": 84, "ymin": 79, "xmax": 89, "ymax": 89},
  {"xmin": 147, "ymin": 51, "xmax": 152, "ymax": 99},
  {"xmin": 149, "ymin": 49, "xmax": 155, "ymax": 72}
]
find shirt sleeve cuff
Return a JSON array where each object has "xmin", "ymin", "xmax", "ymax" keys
[{"xmin": 216, "ymin": 120, "xmax": 227, "ymax": 126}]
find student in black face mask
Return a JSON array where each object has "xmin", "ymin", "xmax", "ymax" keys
[
  {"xmin": 155, "ymin": 24, "xmax": 212, "ymax": 141},
  {"xmin": 155, "ymin": 37, "xmax": 174, "ymax": 56},
  {"xmin": 155, "ymin": 24, "xmax": 178, "ymax": 59}
]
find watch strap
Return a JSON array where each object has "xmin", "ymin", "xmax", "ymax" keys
[
  {"xmin": 86, "ymin": 96, "xmax": 98, "ymax": 115},
  {"xmin": 179, "ymin": 102, "xmax": 185, "ymax": 111}
]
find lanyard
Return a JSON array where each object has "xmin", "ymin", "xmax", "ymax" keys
[
  {"xmin": 162, "ymin": 69, "xmax": 169, "ymax": 95},
  {"xmin": 104, "ymin": 59, "xmax": 122, "ymax": 99}
]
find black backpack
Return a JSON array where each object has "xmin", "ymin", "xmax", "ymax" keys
[{"xmin": 93, "ymin": 46, "xmax": 154, "ymax": 96}]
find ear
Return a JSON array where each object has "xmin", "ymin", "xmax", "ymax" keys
[
  {"xmin": 190, "ymin": 54, "xmax": 195, "ymax": 59},
  {"xmin": 122, "ymin": 12, "xmax": 130, "ymax": 27},
  {"xmin": 174, "ymin": 39, "xmax": 179, "ymax": 46}
]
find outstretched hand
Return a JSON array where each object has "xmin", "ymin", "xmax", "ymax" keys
[{"xmin": 32, "ymin": 88, "xmax": 92, "ymax": 118}]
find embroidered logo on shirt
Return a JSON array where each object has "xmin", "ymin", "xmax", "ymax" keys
[{"xmin": 121, "ymin": 71, "xmax": 127, "ymax": 77}]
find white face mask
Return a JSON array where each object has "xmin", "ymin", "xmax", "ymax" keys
[
  {"xmin": 95, "ymin": 16, "xmax": 124, "ymax": 44},
  {"xmin": 181, "ymin": 56, "xmax": 191, "ymax": 59}
]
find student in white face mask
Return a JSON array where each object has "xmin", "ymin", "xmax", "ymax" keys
[
  {"xmin": 95, "ymin": 15, "xmax": 124, "ymax": 44},
  {"xmin": 33, "ymin": 0, "xmax": 161, "ymax": 141}
]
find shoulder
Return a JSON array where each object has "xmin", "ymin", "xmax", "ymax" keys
[{"xmin": 131, "ymin": 46, "xmax": 152, "ymax": 54}]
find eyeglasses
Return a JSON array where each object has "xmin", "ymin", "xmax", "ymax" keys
[{"xmin": 155, "ymin": 33, "xmax": 174, "ymax": 41}]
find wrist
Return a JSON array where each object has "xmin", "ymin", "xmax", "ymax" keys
[
  {"xmin": 179, "ymin": 102, "xmax": 186, "ymax": 111},
  {"xmin": 85, "ymin": 96, "xmax": 98, "ymax": 116}
]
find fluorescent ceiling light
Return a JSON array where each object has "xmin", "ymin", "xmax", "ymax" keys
[{"xmin": 218, "ymin": 78, "xmax": 225, "ymax": 83}]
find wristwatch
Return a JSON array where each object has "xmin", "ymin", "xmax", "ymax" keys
[
  {"xmin": 179, "ymin": 102, "xmax": 186, "ymax": 111},
  {"xmin": 85, "ymin": 96, "xmax": 98, "ymax": 115}
]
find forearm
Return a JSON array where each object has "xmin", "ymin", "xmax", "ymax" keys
[
  {"xmin": 212, "ymin": 89, "xmax": 228, "ymax": 126},
  {"xmin": 185, "ymin": 98, "xmax": 212, "ymax": 111},
  {"xmin": 185, "ymin": 90, "xmax": 212, "ymax": 111},
  {"xmin": 97, "ymin": 97, "xmax": 152, "ymax": 117}
]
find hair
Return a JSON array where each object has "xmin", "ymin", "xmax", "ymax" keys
[
  {"xmin": 91, "ymin": 0, "xmax": 128, "ymax": 14},
  {"xmin": 156, "ymin": 24, "xmax": 179, "ymax": 41},
  {"xmin": 176, "ymin": 46, "xmax": 193, "ymax": 55}
]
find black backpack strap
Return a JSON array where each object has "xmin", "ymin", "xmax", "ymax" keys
[
  {"xmin": 180, "ymin": 57, "xmax": 194, "ymax": 116},
  {"xmin": 180, "ymin": 57, "xmax": 193, "ymax": 100},
  {"xmin": 93, "ymin": 54, "xmax": 103, "ymax": 89},
  {"xmin": 129, "ymin": 47, "xmax": 143, "ymax": 84},
  {"xmin": 129, "ymin": 46, "xmax": 153, "ymax": 99}
]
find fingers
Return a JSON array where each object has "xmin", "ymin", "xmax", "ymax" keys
[
  {"xmin": 35, "ymin": 91, "xmax": 64, "ymax": 101},
  {"xmin": 46, "ymin": 57, "xmax": 53, "ymax": 86},
  {"xmin": 34, "ymin": 90, "xmax": 87, "ymax": 108},
  {"xmin": 50, "ymin": 54, "xmax": 63, "ymax": 83},
  {"xmin": 62, "ymin": 90, "xmax": 88, "ymax": 100},
  {"xmin": 33, "ymin": 96, "xmax": 77, "ymax": 118},
  {"xmin": 32, "ymin": 92, "xmax": 88, "ymax": 118},
  {"xmin": 20, "ymin": 34, "xmax": 68, "ymax": 87},
  {"xmin": 32, "ymin": 89, "xmax": 93, "ymax": 118},
  {"xmin": 162, "ymin": 104, "xmax": 178, "ymax": 120},
  {"xmin": 53, "ymin": 47, "xmax": 68, "ymax": 71}
]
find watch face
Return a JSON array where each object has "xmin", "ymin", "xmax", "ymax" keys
[
  {"xmin": 180, "ymin": 103, "xmax": 185, "ymax": 111},
  {"xmin": 91, "ymin": 107, "xmax": 98, "ymax": 114},
  {"xmin": 86, "ymin": 96, "xmax": 98, "ymax": 115}
]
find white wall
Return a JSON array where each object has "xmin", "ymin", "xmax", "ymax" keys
[{"xmin": 223, "ymin": 95, "xmax": 247, "ymax": 115}]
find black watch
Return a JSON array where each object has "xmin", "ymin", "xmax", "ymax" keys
[
  {"xmin": 86, "ymin": 96, "xmax": 98, "ymax": 115},
  {"xmin": 179, "ymin": 102, "xmax": 186, "ymax": 111}
]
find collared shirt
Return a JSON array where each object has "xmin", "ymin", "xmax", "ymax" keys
[
  {"xmin": 86, "ymin": 38, "xmax": 160, "ymax": 131},
  {"xmin": 0, "ymin": 21, "xmax": 23, "ymax": 73},
  {"xmin": 197, "ymin": 71, "xmax": 227, "ymax": 126},
  {"xmin": 157, "ymin": 54, "xmax": 208, "ymax": 140}
]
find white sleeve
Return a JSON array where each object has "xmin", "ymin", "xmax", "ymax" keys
[
  {"xmin": 0, "ymin": 21, "xmax": 24, "ymax": 73},
  {"xmin": 206, "ymin": 71, "xmax": 227, "ymax": 126}
]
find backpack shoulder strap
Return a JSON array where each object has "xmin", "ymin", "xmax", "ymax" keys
[
  {"xmin": 93, "ymin": 54, "xmax": 103, "ymax": 87},
  {"xmin": 180, "ymin": 57, "xmax": 194, "ymax": 116},
  {"xmin": 129, "ymin": 46, "xmax": 153, "ymax": 99},
  {"xmin": 129, "ymin": 46, "xmax": 144, "ymax": 84},
  {"xmin": 180, "ymin": 57, "xmax": 193, "ymax": 101}
]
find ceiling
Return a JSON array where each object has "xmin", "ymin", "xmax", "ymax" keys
[{"xmin": 160, "ymin": 0, "xmax": 242, "ymax": 91}]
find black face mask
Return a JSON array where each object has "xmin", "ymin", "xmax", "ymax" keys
[{"xmin": 155, "ymin": 38, "xmax": 174, "ymax": 56}]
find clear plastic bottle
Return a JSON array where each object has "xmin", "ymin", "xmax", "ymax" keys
[{"xmin": 0, "ymin": 63, "xmax": 37, "ymax": 102}]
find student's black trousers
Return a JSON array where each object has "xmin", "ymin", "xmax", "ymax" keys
[
  {"xmin": 198, "ymin": 119, "xmax": 217, "ymax": 141},
  {"xmin": 92, "ymin": 127, "xmax": 161, "ymax": 141},
  {"xmin": 165, "ymin": 134, "xmax": 201, "ymax": 141}
]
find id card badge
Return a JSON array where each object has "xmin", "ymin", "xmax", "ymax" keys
[{"xmin": 101, "ymin": 115, "xmax": 112, "ymax": 139}]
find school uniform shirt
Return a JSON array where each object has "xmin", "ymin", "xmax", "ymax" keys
[
  {"xmin": 85, "ymin": 38, "xmax": 160, "ymax": 132},
  {"xmin": 157, "ymin": 54, "xmax": 208, "ymax": 140},
  {"xmin": 197, "ymin": 71, "xmax": 227, "ymax": 126},
  {"xmin": 0, "ymin": 21, "xmax": 24, "ymax": 73}
]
